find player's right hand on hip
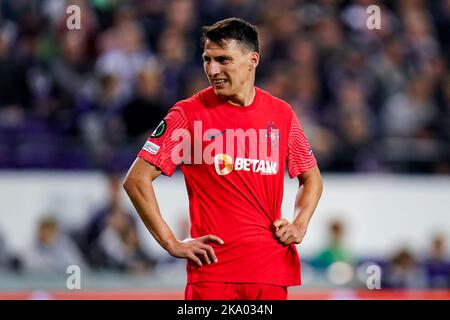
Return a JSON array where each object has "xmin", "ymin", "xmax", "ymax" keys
[{"xmin": 166, "ymin": 235, "xmax": 224, "ymax": 267}]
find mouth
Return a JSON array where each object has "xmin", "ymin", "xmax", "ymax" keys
[{"xmin": 211, "ymin": 78, "xmax": 228, "ymax": 87}]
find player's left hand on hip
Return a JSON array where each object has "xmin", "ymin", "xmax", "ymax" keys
[{"xmin": 272, "ymin": 219, "xmax": 306, "ymax": 246}]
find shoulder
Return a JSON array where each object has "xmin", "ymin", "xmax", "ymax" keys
[
  {"xmin": 257, "ymin": 87, "xmax": 294, "ymax": 116},
  {"xmin": 172, "ymin": 87, "xmax": 213, "ymax": 113}
]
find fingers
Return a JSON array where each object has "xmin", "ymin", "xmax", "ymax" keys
[
  {"xmin": 186, "ymin": 247, "xmax": 211, "ymax": 267},
  {"xmin": 186, "ymin": 235, "xmax": 223, "ymax": 267},
  {"xmin": 283, "ymin": 235, "xmax": 298, "ymax": 245},
  {"xmin": 187, "ymin": 252, "xmax": 203, "ymax": 267},
  {"xmin": 193, "ymin": 247, "xmax": 211, "ymax": 265},
  {"xmin": 273, "ymin": 222, "xmax": 301, "ymax": 246},
  {"xmin": 274, "ymin": 223, "xmax": 289, "ymax": 239},
  {"xmin": 200, "ymin": 243, "xmax": 218, "ymax": 263},
  {"xmin": 193, "ymin": 243, "xmax": 219, "ymax": 265},
  {"xmin": 198, "ymin": 234, "xmax": 224, "ymax": 245},
  {"xmin": 278, "ymin": 232, "xmax": 295, "ymax": 246},
  {"xmin": 273, "ymin": 219, "xmax": 289, "ymax": 231},
  {"xmin": 279, "ymin": 230, "xmax": 294, "ymax": 243}
]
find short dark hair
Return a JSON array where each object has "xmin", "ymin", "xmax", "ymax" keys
[{"xmin": 201, "ymin": 17, "xmax": 259, "ymax": 53}]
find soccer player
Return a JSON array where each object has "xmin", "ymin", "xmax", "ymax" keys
[{"xmin": 123, "ymin": 18, "xmax": 323, "ymax": 300}]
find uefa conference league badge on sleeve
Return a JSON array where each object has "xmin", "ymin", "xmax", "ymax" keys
[
  {"xmin": 151, "ymin": 120, "xmax": 166, "ymax": 138},
  {"xmin": 142, "ymin": 120, "xmax": 167, "ymax": 155}
]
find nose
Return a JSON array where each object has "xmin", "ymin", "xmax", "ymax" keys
[{"xmin": 207, "ymin": 61, "xmax": 221, "ymax": 78}]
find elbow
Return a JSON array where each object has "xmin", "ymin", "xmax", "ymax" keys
[
  {"xmin": 318, "ymin": 176, "xmax": 324, "ymax": 198},
  {"xmin": 316, "ymin": 169, "xmax": 324, "ymax": 197},
  {"xmin": 123, "ymin": 159, "xmax": 159, "ymax": 196},
  {"xmin": 123, "ymin": 175, "xmax": 141, "ymax": 195},
  {"xmin": 122, "ymin": 176, "xmax": 132, "ymax": 195},
  {"xmin": 306, "ymin": 166, "xmax": 323, "ymax": 199}
]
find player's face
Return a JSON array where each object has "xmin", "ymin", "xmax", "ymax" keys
[{"xmin": 203, "ymin": 39, "xmax": 258, "ymax": 100}]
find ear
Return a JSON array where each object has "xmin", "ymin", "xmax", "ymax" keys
[{"xmin": 249, "ymin": 52, "xmax": 260, "ymax": 70}]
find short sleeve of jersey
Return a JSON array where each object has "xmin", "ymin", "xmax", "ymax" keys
[
  {"xmin": 287, "ymin": 112, "xmax": 317, "ymax": 178},
  {"xmin": 137, "ymin": 105, "xmax": 190, "ymax": 177}
]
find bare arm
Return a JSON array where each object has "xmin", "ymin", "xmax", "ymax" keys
[
  {"xmin": 123, "ymin": 157, "xmax": 223, "ymax": 266},
  {"xmin": 273, "ymin": 165, "xmax": 323, "ymax": 245}
]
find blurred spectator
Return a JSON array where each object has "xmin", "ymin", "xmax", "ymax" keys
[
  {"xmin": 380, "ymin": 73, "xmax": 442, "ymax": 172},
  {"xmin": 95, "ymin": 13, "xmax": 155, "ymax": 103},
  {"xmin": 77, "ymin": 72, "xmax": 126, "ymax": 166},
  {"xmin": 164, "ymin": 0, "xmax": 198, "ymax": 36},
  {"xmin": 431, "ymin": 0, "xmax": 450, "ymax": 60},
  {"xmin": 76, "ymin": 171, "xmax": 156, "ymax": 273},
  {"xmin": 96, "ymin": 205, "xmax": 156, "ymax": 274},
  {"xmin": 49, "ymin": 30, "xmax": 96, "ymax": 134},
  {"xmin": 436, "ymin": 74, "xmax": 450, "ymax": 173},
  {"xmin": 368, "ymin": 35, "xmax": 408, "ymax": 110},
  {"xmin": 25, "ymin": 216, "xmax": 86, "ymax": 272},
  {"xmin": 0, "ymin": 228, "xmax": 22, "ymax": 272},
  {"xmin": 121, "ymin": 62, "xmax": 167, "ymax": 141},
  {"xmin": 157, "ymin": 28, "xmax": 192, "ymax": 105},
  {"xmin": 0, "ymin": 230, "xmax": 23, "ymax": 272},
  {"xmin": 311, "ymin": 219, "xmax": 353, "ymax": 270},
  {"xmin": 326, "ymin": 80, "xmax": 379, "ymax": 171},
  {"xmin": 0, "ymin": 22, "xmax": 30, "ymax": 130},
  {"xmin": 423, "ymin": 233, "xmax": 450, "ymax": 288},
  {"xmin": 77, "ymin": 172, "xmax": 126, "ymax": 266},
  {"xmin": 306, "ymin": 125, "xmax": 339, "ymax": 171},
  {"xmin": 384, "ymin": 247, "xmax": 426, "ymax": 289},
  {"xmin": 382, "ymin": 75, "xmax": 438, "ymax": 138}
]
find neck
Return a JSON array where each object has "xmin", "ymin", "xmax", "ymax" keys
[{"xmin": 222, "ymin": 84, "xmax": 256, "ymax": 107}]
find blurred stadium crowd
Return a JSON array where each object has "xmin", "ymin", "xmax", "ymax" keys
[
  {"xmin": 0, "ymin": 0, "xmax": 449, "ymax": 291},
  {"xmin": 0, "ymin": 0, "xmax": 449, "ymax": 172}
]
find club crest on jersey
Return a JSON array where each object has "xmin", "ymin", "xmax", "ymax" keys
[
  {"xmin": 151, "ymin": 120, "xmax": 166, "ymax": 138},
  {"xmin": 266, "ymin": 122, "xmax": 280, "ymax": 147}
]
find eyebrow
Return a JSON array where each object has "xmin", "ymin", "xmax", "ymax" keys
[{"xmin": 202, "ymin": 54, "xmax": 233, "ymax": 60}]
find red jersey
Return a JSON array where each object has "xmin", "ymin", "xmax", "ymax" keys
[{"xmin": 138, "ymin": 87, "xmax": 316, "ymax": 286}]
